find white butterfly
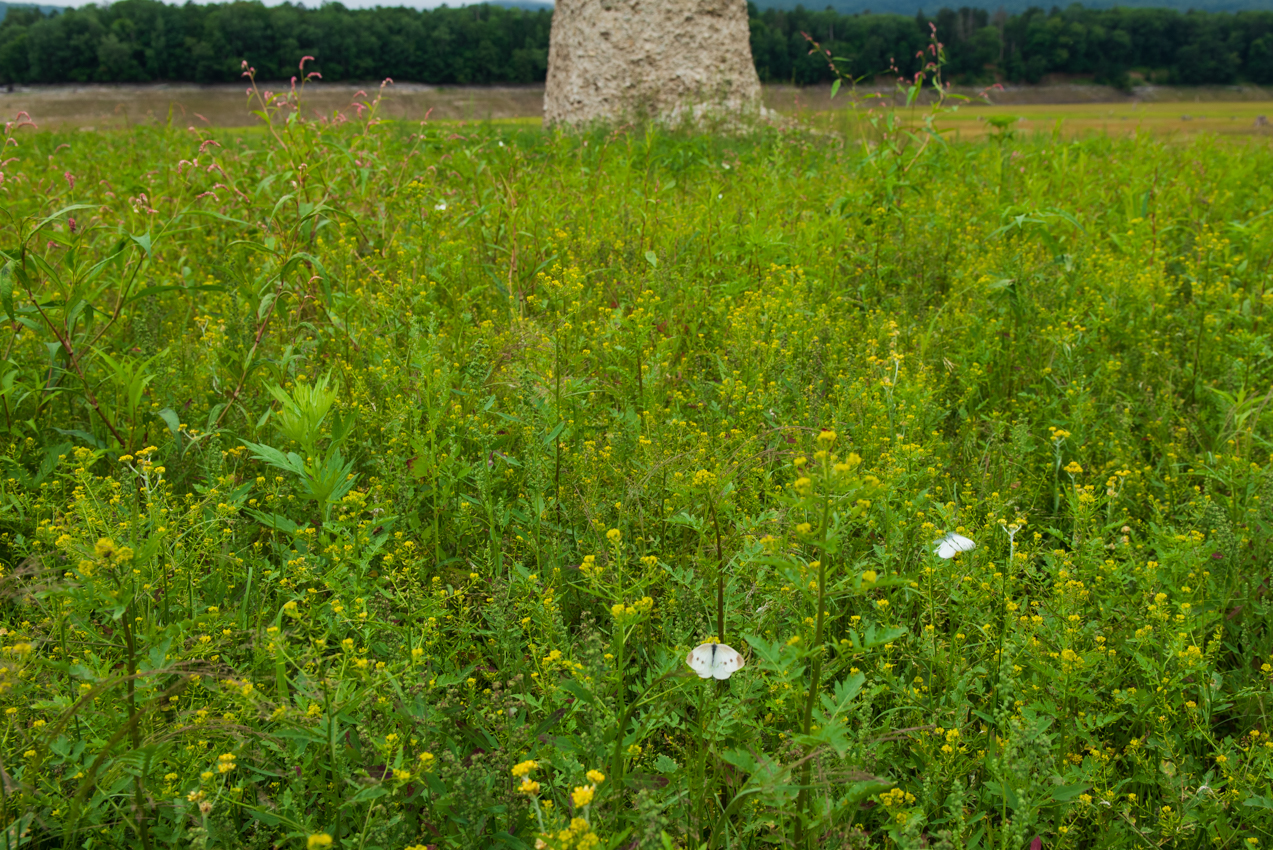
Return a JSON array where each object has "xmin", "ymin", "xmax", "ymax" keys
[
  {"xmin": 933, "ymin": 532, "xmax": 976, "ymax": 559},
  {"xmin": 686, "ymin": 643, "xmax": 745, "ymax": 680}
]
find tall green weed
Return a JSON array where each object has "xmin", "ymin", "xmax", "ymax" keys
[{"xmin": 0, "ymin": 82, "xmax": 1270, "ymax": 848}]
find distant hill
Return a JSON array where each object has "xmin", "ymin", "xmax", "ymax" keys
[
  {"xmin": 756, "ymin": 0, "xmax": 1273, "ymax": 12},
  {"xmin": 0, "ymin": 1, "xmax": 62, "ymax": 19}
]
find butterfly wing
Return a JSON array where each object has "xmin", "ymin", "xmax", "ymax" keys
[
  {"xmin": 935, "ymin": 532, "xmax": 975, "ymax": 559},
  {"xmin": 686, "ymin": 645, "xmax": 714, "ymax": 678},
  {"xmin": 687, "ymin": 643, "xmax": 745, "ymax": 679},
  {"xmin": 710, "ymin": 645, "xmax": 745, "ymax": 680}
]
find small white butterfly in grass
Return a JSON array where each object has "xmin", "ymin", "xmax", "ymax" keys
[
  {"xmin": 686, "ymin": 643, "xmax": 745, "ymax": 680},
  {"xmin": 933, "ymin": 532, "xmax": 975, "ymax": 559}
]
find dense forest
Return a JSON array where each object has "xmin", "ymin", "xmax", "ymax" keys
[
  {"xmin": 0, "ymin": 0, "xmax": 1271, "ymax": 87},
  {"xmin": 752, "ymin": 4, "xmax": 1273, "ymax": 85}
]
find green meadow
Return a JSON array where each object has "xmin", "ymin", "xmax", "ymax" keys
[{"xmin": 1, "ymin": 83, "xmax": 1272, "ymax": 850}]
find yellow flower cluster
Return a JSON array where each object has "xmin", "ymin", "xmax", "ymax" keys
[
  {"xmin": 538, "ymin": 816, "xmax": 599, "ymax": 850},
  {"xmin": 879, "ymin": 787, "xmax": 916, "ymax": 807},
  {"xmin": 93, "ymin": 537, "xmax": 134, "ymax": 563},
  {"xmin": 609, "ymin": 597, "xmax": 654, "ymax": 621}
]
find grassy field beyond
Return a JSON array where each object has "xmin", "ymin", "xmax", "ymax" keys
[
  {"xmin": 3, "ymin": 80, "xmax": 1271, "ymax": 134},
  {"xmin": 0, "ymin": 93, "xmax": 1271, "ymax": 849},
  {"xmin": 933, "ymin": 100, "xmax": 1273, "ymax": 141}
]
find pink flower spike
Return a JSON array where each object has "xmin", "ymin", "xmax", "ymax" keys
[
  {"xmin": 383, "ymin": 77, "xmax": 394, "ymax": 86},
  {"xmin": 64, "ymin": 171, "xmax": 75, "ymax": 190},
  {"xmin": 1029, "ymin": 838, "xmax": 1042, "ymax": 850},
  {"xmin": 299, "ymin": 55, "xmax": 315, "ymax": 70},
  {"xmin": 307, "ymin": 72, "xmax": 322, "ymax": 80},
  {"xmin": 213, "ymin": 182, "xmax": 248, "ymax": 201},
  {"xmin": 241, "ymin": 59, "xmax": 248, "ymax": 69}
]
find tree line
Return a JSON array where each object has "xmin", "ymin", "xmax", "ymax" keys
[
  {"xmin": 0, "ymin": 1, "xmax": 552, "ymax": 85},
  {"xmin": 0, "ymin": 0, "xmax": 1270, "ymax": 88},
  {"xmin": 754, "ymin": 4, "xmax": 1273, "ymax": 86}
]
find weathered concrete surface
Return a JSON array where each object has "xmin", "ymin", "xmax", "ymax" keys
[{"xmin": 544, "ymin": 0, "xmax": 762, "ymax": 127}]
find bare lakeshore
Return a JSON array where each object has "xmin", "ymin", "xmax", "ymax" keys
[{"xmin": 1, "ymin": 80, "xmax": 1271, "ymax": 136}]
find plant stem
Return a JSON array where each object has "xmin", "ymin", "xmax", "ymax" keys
[
  {"xmin": 708, "ymin": 496, "xmax": 725, "ymax": 644},
  {"xmin": 927, "ymin": 564, "xmax": 938, "ymax": 695},
  {"xmin": 794, "ymin": 460, "xmax": 834, "ymax": 848},
  {"xmin": 120, "ymin": 595, "xmax": 152, "ymax": 850},
  {"xmin": 794, "ymin": 555, "xmax": 829, "ymax": 847},
  {"xmin": 554, "ymin": 331, "xmax": 564, "ymax": 543}
]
